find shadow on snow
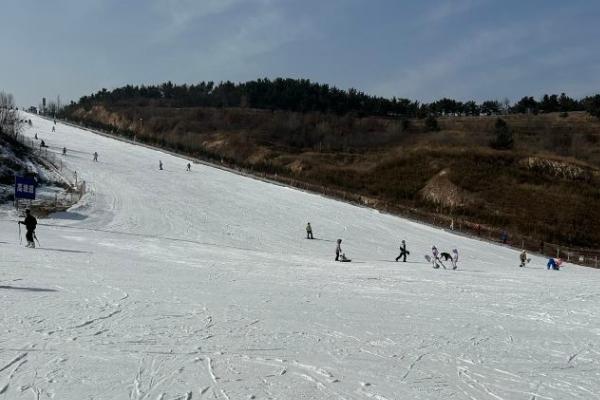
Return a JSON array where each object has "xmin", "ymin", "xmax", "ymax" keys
[{"xmin": 0, "ymin": 285, "xmax": 58, "ymax": 293}]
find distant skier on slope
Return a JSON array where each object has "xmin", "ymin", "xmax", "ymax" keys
[
  {"xmin": 395, "ymin": 240, "xmax": 409, "ymax": 262},
  {"xmin": 159, "ymin": 160, "xmax": 163, "ymax": 170},
  {"xmin": 519, "ymin": 250, "xmax": 529, "ymax": 268},
  {"xmin": 18, "ymin": 209, "xmax": 38, "ymax": 248},
  {"xmin": 52, "ymin": 126, "xmax": 55, "ymax": 132},
  {"xmin": 93, "ymin": 152, "xmax": 98, "ymax": 162},
  {"xmin": 62, "ymin": 147, "xmax": 67, "ymax": 155},
  {"xmin": 430, "ymin": 245, "xmax": 444, "ymax": 269},
  {"xmin": 186, "ymin": 162, "xmax": 191, "ymax": 171},
  {"xmin": 306, "ymin": 223, "xmax": 313, "ymax": 239},
  {"xmin": 335, "ymin": 239, "xmax": 342, "ymax": 261},
  {"xmin": 451, "ymin": 248, "xmax": 459, "ymax": 269}
]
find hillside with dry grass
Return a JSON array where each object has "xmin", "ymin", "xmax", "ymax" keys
[{"xmin": 60, "ymin": 103, "xmax": 600, "ymax": 254}]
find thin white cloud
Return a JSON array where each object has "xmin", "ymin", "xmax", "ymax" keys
[
  {"xmin": 152, "ymin": 0, "xmax": 245, "ymax": 40},
  {"xmin": 188, "ymin": 7, "xmax": 313, "ymax": 75},
  {"xmin": 423, "ymin": 0, "xmax": 490, "ymax": 24},
  {"xmin": 370, "ymin": 24, "xmax": 530, "ymax": 100}
]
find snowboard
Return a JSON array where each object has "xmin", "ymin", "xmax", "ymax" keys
[{"xmin": 519, "ymin": 258, "xmax": 532, "ymax": 268}]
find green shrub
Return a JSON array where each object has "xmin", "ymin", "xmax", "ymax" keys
[
  {"xmin": 424, "ymin": 115, "xmax": 439, "ymax": 132},
  {"xmin": 490, "ymin": 118, "xmax": 513, "ymax": 150}
]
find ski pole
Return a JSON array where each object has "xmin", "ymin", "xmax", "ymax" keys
[
  {"xmin": 34, "ymin": 232, "xmax": 41, "ymax": 247},
  {"xmin": 18, "ymin": 222, "xmax": 22, "ymax": 245}
]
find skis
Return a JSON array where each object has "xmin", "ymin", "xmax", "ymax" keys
[{"xmin": 424, "ymin": 255, "xmax": 456, "ymax": 270}]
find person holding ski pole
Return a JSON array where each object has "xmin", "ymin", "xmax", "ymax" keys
[
  {"xmin": 18, "ymin": 209, "xmax": 38, "ymax": 248},
  {"xmin": 306, "ymin": 223, "xmax": 313, "ymax": 239},
  {"xmin": 395, "ymin": 240, "xmax": 409, "ymax": 262}
]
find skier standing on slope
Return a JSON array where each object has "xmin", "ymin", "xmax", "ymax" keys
[
  {"xmin": 18, "ymin": 209, "xmax": 38, "ymax": 248},
  {"xmin": 93, "ymin": 152, "xmax": 98, "ymax": 162},
  {"xmin": 519, "ymin": 250, "xmax": 528, "ymax": 267},
  {"xmin": 432, "ymin": 245, "xmax": 439, "ymax": 260},
  {"xmin": 159, "ymin": 160, "xmax": 163, "ymax": 170},
  {"xmin": 451, "ymin": 248, "xmax": 459, "ymax": 269},
  {"xmin": 306, "ymin": 223, "xmax": 313, "ymax": 239},
  {"xmin": 335, "ymin": 239, "xmax": 342, "ymax": 261},
  {"xmin": 62, "ymin": 147, "xmax": 67, "ymax": 155},
  {"xmin": 395, "ymin": 240, "xmax": 409, "ymax": 262},
  {"xmin": 186, "ymin": 163, "xmax": 191, "ymax": 171},
  {"xmin": 430, "ymin": 245, "xmax": 444, "ymax": 269}
]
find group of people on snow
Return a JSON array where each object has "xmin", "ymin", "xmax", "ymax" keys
[
  {"xmin": 429, "ymin": 245, "xmax": 459, "ymax": 269},
  {"xmin": 304, "ymin": 223, "xmax": 563, "ymax": 270},
  {"xmin": 158, "ymin": 160, "xmax": 193, "ymax": 171}
]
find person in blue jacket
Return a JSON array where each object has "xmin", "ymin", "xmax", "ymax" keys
[{"xmin": 547, "ymin": 258, "xmax": 560, "ymax": 270}]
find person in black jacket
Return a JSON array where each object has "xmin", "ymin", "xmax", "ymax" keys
[
  {"xmin": 395, "ymin": 240, "xmax": 409, "ymax": 262},
  {"xmin": 19, "ymin": 209, "xmax": 38, "ymax": 248}
]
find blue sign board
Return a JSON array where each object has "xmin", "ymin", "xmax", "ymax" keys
[{"xmin": 14, "ymin": 176, "xmax": 36, "ymax": 200}]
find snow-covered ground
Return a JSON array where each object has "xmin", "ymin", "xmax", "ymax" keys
[{"xmin": 1, "ymin": 113, "xmax": 599, "ymax": 399}]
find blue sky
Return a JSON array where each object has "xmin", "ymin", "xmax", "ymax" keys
[{"xmin": 1, "ymin": 0, "xmax": 599, "ymax": 107}]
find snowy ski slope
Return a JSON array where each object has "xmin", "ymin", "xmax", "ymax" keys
[{"xmin": 1, "ymin": 113, "xmax": 599, "ymax": 399}]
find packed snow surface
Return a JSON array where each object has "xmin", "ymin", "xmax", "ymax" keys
[{"xmin": 1, "ymin": 113, "xmax": 600, "ymax": 399}]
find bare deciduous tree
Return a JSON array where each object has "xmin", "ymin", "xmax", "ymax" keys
[{"xmin": 0, "ymin": 91, "xmax": 22, "ymax": 136}]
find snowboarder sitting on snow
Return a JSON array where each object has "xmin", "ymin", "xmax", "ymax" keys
[
  {"xmin": 40, "ymin": 140, "xmax": 46, "ymax": 148},
  {"xmin": 547, "ymin": 258, "xmax": 562, "ymax": 270},
  {"xmin": 306, "ymin": 223, "xmax": 313, "ymax": 239},
  {"xmin": 519, "ymin": 250, "xmax": 528, "ymax": 268},
  {"xmin": 18, "ymin": 209, "xmax": 37, "ymax": 248},
  {"xmin": 395, "ymin": 240, "xmax": 409, "ymax": 262}
]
